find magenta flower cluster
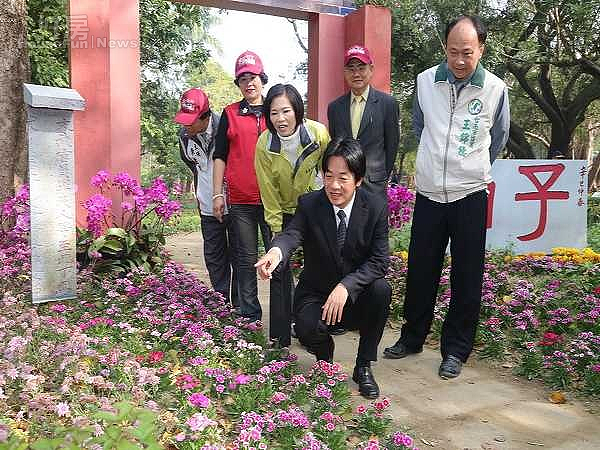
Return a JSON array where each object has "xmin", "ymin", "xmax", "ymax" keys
[
  {"xmin": 83, "ymin": 170, "xmax": 181, "ymax": 238},
  {"xmin": 387, "ymin": 184, "xmax": 415, "ymax": 230}
]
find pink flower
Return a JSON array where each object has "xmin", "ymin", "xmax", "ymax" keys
[
  {"xmin": 55, "ymin": 402, "xmax": 70, "ymax": 417},
  {"xmin": 356, "ymin": 404, "xmax": 367, "ymax": 414},
  {"xmin": 148, "ymin": 351, "xmax": 164, "ymax": 363},
  {"xmin": 235, "ymin": 374, "xmax": 252, "ymax": 385},
  {"xmin": 185, "ymin": 413, "xmax": 216, "ymax": 432},
  {"xmin": 50, "ymin": 303, "xmax": 67, "ymax": 313},
  {"xmin": 188, "ymin": 392, "xmax": 210, "ymax": 408},
  {"xmin": 175, "ymin": 432, "xmax": 186, "ymax": 442},
  {"xmin": 91, "ymin": 170, "xmax": 110, "ymax": 188},
  {"xmin": 121, "ymin": 201, "xmax": 133, "ymax": 212}
]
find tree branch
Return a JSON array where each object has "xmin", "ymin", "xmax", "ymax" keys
[
  {"xmin": 538, "ymin": 63, "xmax": 561, "ymax": 117},
  {"xmin": 578, "ymin": 57, "xmax": 600, "ymax": 79},
  {"xmin": 524, "ymin": 131, "xmax": 550, "ymax": 148},
  {"xmin": 507, "ymin": 61, "xmax": 562, "ymax": 125},
  {"xmin": 567, "ymin": 78, "xmax": 600, "ymax": 124},
  {"xmin": 287, "ymin": 18, "xmax": 308, "ymax": 54},
  {"xmin": 562, "ymin": 70, "xmax": 583, "ymax": 106}
]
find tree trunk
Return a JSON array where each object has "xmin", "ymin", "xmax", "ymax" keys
[
  {"xmin": 547, "ymin": 122, "xmax": 575, "ymax": 159},
  {"xmin": 0, "ymin": 0, "xmax": 28, "ymax": 201},
  {"xmin": 506, "ymin": 121, "xmax": 536, "ymax": 159},
  {"xmin": 588, "ymin": 151, "xmax": 600, "ymax": 192}
]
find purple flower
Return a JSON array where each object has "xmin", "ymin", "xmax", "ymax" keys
[
  {"xmin": 91, "ymin": 170, "xmax": 111, "ymax": 188},
  {"xmin": 55, "ymin": 402, "xmax": 70, "ymax": 417},
  {"xmin": 188, "ymin": 392, "xmax": 210, "ymax": 408},
  {"xmin": 83, "ymin": 194, "xmax": 112, "ymax": 238},
  {"xmin": 235, "ymin": 374, "xmax": 252, "ymax": 385},
  {"xmin": 113, "ymin": 172, "xmax": 141, "ymax": 196},
  {"xmin": 185, "ymin": 413, "xmax": 216, "ymax": 432}
]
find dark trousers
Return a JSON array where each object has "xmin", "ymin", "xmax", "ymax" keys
[
  {"xmin": 400, "ymin": 190, "xmax": 487, "ymax": 362},
  {"xmin": 268, "ymin": 213, "xmax": 294, "ymax": 347},
  {"xmin": 229, "ymin": 204, "xmax": 271, "ymax": 321},
  {"xmin": 200, "ymin": 214, "xmax": 238, "ymax": 306},
  {"xmin": 295, "ymin": 278, "xmax": 391, "ymax": 362}
]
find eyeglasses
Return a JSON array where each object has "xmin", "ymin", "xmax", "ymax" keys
[{"xmin": 344, "ymin": 64, "xmax": 370, "ymax": 74}]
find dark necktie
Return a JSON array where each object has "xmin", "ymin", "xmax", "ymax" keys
[{"xmin": 337, "ymin": 209, "xmax": 347, "ymax": 252}]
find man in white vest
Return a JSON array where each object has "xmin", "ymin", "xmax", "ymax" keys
[{"xmin": 384, "ymin": 15, "xmax": 510, "ymax": 379}]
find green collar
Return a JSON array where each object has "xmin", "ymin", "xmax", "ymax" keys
[{"xmin": 434, "ymin": 62, "xmax": 485, "ymax": 87}]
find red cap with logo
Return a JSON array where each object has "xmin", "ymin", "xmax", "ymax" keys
[
  {"xmin": 235, "ymin": 50, "xmax": 264, "ymax": 78},
  {"xmin": 174, "ymin": 88, "xmax": 210, "ymax": 126},
  {"xmin": 344, "ymin": 45, "xmax": 373, "ymax": 65}
]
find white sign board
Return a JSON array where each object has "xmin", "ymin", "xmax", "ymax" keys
[{"xmin": 486, "ymin": 160, "xmax": 587, "ymax": 254}]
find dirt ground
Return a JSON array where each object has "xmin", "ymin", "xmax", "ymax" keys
[{"xmin": 167, "ymin": 232, "xmax": 600, "ymax": 450}]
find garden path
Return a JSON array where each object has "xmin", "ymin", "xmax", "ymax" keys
[{"xmin": 167, "ymin": 232, "xmax": 600, "ymax": 450}]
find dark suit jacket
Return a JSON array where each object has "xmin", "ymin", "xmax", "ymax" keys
[
  {"xmin": 273, "ymin": 188, "xmax": 389, "ymax": 309},
  {"xmin": 327, "ymin": 87, "xmax": 400, "ymax": 190}
]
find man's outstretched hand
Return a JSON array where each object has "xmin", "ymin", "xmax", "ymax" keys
[
  {"xmin": 322, "ymin": 283, "xmax": 348, "ymax": 325},
  {"xmin": 255, "ymin": 248, "xmax": 282, "ymax": 280}
]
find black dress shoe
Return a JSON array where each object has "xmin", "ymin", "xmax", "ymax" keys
[
  {"xmin": 383, "ymin": 340, "xmax": 423, "ymax": 359},
  {"xmin": 328, "ymin": 323, "xmax": 347, "ymax": 335},
  {"xmin": 352, "ymin": 366, "xmax": 379, "ymax": 399},
  {"xmin": 439, "ymin": 355, "xmax": 463, "ymax": 379}
]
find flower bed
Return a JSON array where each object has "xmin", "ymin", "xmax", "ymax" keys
[
  {"xmin": 387, "ymin": 249, "xmax": 600, "ymax": 395},
  {"xmin": 0, "ymin": 188, "xmax": 419, "ymax": 449}
]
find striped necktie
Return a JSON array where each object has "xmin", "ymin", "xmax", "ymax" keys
[{"xmin": 337, "ymin": 209, "xmax": 347, "ymax": 252}]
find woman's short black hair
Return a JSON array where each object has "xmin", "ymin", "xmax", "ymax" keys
[
  {"xmin": 234, "ymin": 72, "xmax": 269, "ymax": 86},
  {"xmin": 321, "ymin": 136, "xmax": 366, "ymax": 180},
  {"xmin": 445, "ymin": 15, "xmax": 487, "ymax": 45},
  {"xmin": 263, "ymin": 84, "xmax": 305, "ymax": 135}
]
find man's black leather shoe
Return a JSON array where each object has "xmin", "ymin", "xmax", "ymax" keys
[
  {"xmin": 383, "ymin": 340, "xmax": 423, "ymax": 359},
  {"xmin": 439, "ymin": 355, "xmax": 463, "ymax": 379},
  {"xmin": 352, "ymin": 366, "xmax": 380, "ymax": 399},
  {"xmin": 328, "ymin": 323, "xmax": 347, "ymax": 335}
]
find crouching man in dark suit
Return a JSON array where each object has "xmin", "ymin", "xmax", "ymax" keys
[{"xmin": 255, "ymin": 137, "xmax": 391, "ymax": 399}]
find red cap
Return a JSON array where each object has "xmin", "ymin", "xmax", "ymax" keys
[
  {"xmin": 344, "ymin": 45, "xmax": 373, "ymax": 65},
  {"xmin": 174, "ymin": 88, "xmax": 209, "ymax": 126},
  {"xmin": 235, "ymin": 50, "xmax": 264, "ymax": 78}
]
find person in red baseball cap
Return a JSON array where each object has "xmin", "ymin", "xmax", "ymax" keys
[
  {"xmin": 174, "ymin": 87, "xmax": 210, "ymax": 128},
  {"xmin": 174, "ymin": 87, "xmax": 238, "ymax": 309},
  {"xmin": 212, "ymin": 51, "xmax": 271, "ymax": 324}
]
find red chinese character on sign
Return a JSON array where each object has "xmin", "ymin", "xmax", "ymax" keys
[
  {"xmin": 515, "ymin": 164, "xmax": 569, "ymax": 241},
  {"xmin": 486, "ymin": 181, "xmax": 496, "ymax": 229}
]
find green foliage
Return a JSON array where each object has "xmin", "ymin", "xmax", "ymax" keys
[
  {"xmin": 162, "ymin": 208, "xmax": 201, "ymax": 235},
  {"xmin": 589, "ymin": 224, "xmax": 600, "ymax": 253},
  {"xmin": 389, "ymin": 226, "xmax": 411, "ymax": 253},
  {"xmin": 6, "ymin": 402, "xmax": 162, "ymax": 449},
  {"xmin": 188, "ymin": 59, "xmax": 242, "ymax": 114},
  {"xmin": 76, "ymin": 220, "xmax": 166, "ymax": 274},
  {"xmin": 26, "ymin": 0, "xmax": 69, "ymax": 87}
]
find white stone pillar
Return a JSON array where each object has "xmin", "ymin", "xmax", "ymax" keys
[{"xmin": 24, "ymin": 83, "xmax": 85, "ymax": 304}]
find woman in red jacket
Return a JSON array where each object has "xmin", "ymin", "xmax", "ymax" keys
[{"xmin": 212, "ymin": 50, "xmax": 271, "ymax": 322}]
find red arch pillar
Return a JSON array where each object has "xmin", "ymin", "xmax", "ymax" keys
[
  {"xmin": 69, "ymin": 0, "xmax": 140, "ymax": 225},
  {"xmin": 307, "ymin": 5, "xmax": 392, "ymax": 124}
]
